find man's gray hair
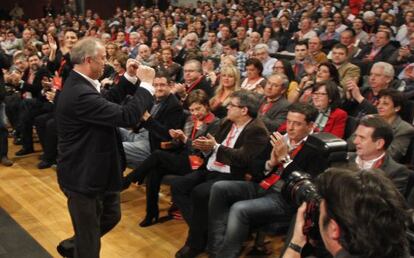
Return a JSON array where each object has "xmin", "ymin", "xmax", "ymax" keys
[
  {"xmin": 254, "ymin": 43, "xmax": 269, "ymax": 54},
  {"xmin": 71, "ymin": 37, "xmax": 104, "ymax": 65},
  {"xmin": 268, "ymin": 73, "xmax": 289, "ymax": 89},
  {"xmin": 372, "ymin": 62, "xmax": 395, "ymax": 78},
  {"xmin": 129, "ymin": 31, "xmax": 139, "ymax": 38}
]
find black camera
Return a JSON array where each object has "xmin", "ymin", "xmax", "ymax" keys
[{"xmin": 282, "ymin": 171, "xmax": 321, "ymax": 240}]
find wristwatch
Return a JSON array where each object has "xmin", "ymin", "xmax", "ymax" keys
[
  {"xmin": 280, "ymin": 155, "xmax": 292, "ymax": 164},
  {"xmin": 288, "ymin": 242, "xmax": 302, "ymax": 253}
]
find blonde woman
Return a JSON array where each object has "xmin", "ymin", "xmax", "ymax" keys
[
  {"xmin": 105, "ymin": 42, "xmax": 119, "ymax": 68},
  {"xmin": 209, "ymin": 65, "xmax": 241, "ymax": 118}
]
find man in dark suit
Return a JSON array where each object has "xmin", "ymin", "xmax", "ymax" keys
[
  {"xmin": 172, "ymin": 90, "xmax": 269, "ymax": 258},
  {"xmin": 207, "ymin": 103, "xmax": 329, "ymax": 258},
  {"xmin": 353, "ymin": 30, "xmax": 396, "ymax": 76},
  {"xmin": 258, "ymin": 73, "xmax": 290, "ymax": 132},
  {"xmin": 120, "ymin": 70, "xmax": 184, "ymax": 168},
  {"xmin": 173, "ymin": 59, "xmax": 213, "ymax": 103},
  {"xmin": 346, "ymin": 115, "xmax": 411, "ymax": 195},
  {"xmin": 56, "ymin": 37, "xmax": 154, "ymax": 258}
]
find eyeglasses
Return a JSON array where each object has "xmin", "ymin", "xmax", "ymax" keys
[
  {"xmin": 228, "ymin": 102, "xmax": 244, "ymax": 109},
  {"xmin": 267, "ymin": 82, "xmax": 283, "ymax": 88},
  {"xmin": 312, "ymin": 92, "xmax": 328, "ymax": 96}
]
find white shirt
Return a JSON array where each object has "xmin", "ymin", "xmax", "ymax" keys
[
  {"xmin": 206, "ymin": 120, "xmax": 251, "ymax": 173},
  {"xmin": 75, "ymin": 70, "xmax": 101, "ymax": 93},
  {"xmin": 355, "ymin": 153, "xmax": 385, "ymax": 170},
  {"xmin": 124, "ymin": 73, "xmax": 155, "ymax": 95}
]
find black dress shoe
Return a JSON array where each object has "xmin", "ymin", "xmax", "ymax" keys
[
  {"xmin": 139, "ymin": 214, "xmax": 159, "ymax": 227},
  {"xmin": 37, "ymin": 160, "xmax": 54, "ymax": 169},
  {"xmin": 175, "ymin": 245, "xmax": 203, "ymax": 258},
  {"xmin": 15, "ymin": 148, "xmax": 34, "ymax": 156},
  {"xmin": 13, "ymin": 137, "xmax": 22, "ymax": 145},
  {"xmin": 57, "ymin": 237, "xmax": 74, "ymax": 257},
  {"xmin": 121, "ymin": 177, "xmax": 132, "ymax": 191}
]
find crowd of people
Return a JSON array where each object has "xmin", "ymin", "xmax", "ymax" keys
[{"xmin": 0, "ymin": 0, "xmax": 414, "ymax": 258}]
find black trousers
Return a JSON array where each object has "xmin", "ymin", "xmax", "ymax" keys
[
  {"xmin": 19, "ymin": 98, "xmax": 47, "ymax": 151},
  {"xmin": 0, "ymin": 127, "xmax": 8, "ymax": 157},
  {"xmin": 34, "ymin": 114, "xmax": 57, "ymax": 162},
  {"xmin": 126, "ymin": 149, "xmax": 192, "ymax": 217},
  {"xmin": 171, "ymin": 170, "xmax": 235, "ymax": 250},
  {"xmin": 62, "ymin": 189, "xmax": 121, "ymax": 258},
  {"xmin": 4, "ymin": 93, "xmax": 21, "ymax": 133}
]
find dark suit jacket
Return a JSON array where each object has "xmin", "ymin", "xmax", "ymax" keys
[
  {"xmin": 347, "ymin": 153, "xmax": 410, "ymax": 195},
  {"xmin": 213, "ymin": 118, "xmax": 269, "ymax": 180},
  {"xmin": 258, "ymin": 96, "xmax": 290, "ymax": 132},
  {"xmin": 56, "ymin": 70, "xmax": 153, "ymax": 195},
  {"xmin": 252, "ymin": 137, "xmax": 329, "ymax": 182},
  {"xmin": 353, "ymin": 43, "xmax": 396, "ymax": 76},
  {"xmin": 141, "ymin": 93, "xmax": 184, "ymax": 151},
  {"xmin": 187, "ymin": 76, "xmax": 213, "ymax": 99},
  {"xmin": 388, "ymin": 116, "xmax": 414, "ymax": 162},
  {"xmin": 102, "ymin": 75, "xmax": 139, "ymax": 104}
]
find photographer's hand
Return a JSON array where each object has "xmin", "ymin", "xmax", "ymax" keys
[{"xmin": 282, "ymin": 202, "xmax": 307, "ymax": 258}]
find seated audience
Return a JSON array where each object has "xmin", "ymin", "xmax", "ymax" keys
[
  {"xmin": 258, "ymin": 73, "xmax": 290, "ymax": 132},
  {"xmin": 172, "ymin": 90, "xmax": 269, "ymax": 258},
  {"xmin": 122, "ymin": 90, "xmax": 220, "ymax": 227},
  {"xmin": 120, "ymin": 71, "xmax": 184, "ymax": 168},
  {"xmin": 376, "ymin": 89, "xmax": 414, "ymax": 162},
  {"xmin": 207, "ymin": 103, "xmax": 328, "ymax": 258},
  {"xmin": 240, "ymin": 58, "xmax": 266, "ymax": 93},
  {"xmin": 209, "ymin": 65, "xmax": 241, "ymax": 118},
  {"xmin": 311, "ymin": 81, "xmax": 348, "ymax": 138},
  {"xmin": 347, "ymin": 115, "xmax": 411, "ymax": 195}
]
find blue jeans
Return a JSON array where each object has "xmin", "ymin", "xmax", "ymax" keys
[
  {"xmin": 119, "ymin": 127, "xmax": 150, "ymax": 169},
  {"xmin": 208, "ymin": 180, "xmax": 295, "ymax": 258}
]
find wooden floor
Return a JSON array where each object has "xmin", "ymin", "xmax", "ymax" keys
[{"xmin": 0, "ymin": 139, "xmax": 285, "ymax": 258}]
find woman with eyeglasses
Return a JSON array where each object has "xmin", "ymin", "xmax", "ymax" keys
[
  {"xmin": 210, "ymin": 65, "xmax": 241, "ymax": 118},
  {"xmin": 311, "ymin": 80, "xmax": 348, "ymax": 138},
  {"xmin": 272, "ymin": 59, "xmax": 299, "ymax": 102}
]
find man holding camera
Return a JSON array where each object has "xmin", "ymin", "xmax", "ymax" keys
[
  {"xmin": 283, "ymin": 168, "xmax": 410, "ymax": 258},
  {"xmin": 206, "ymin": 103, "xmax": 328, "ymax": 258}
]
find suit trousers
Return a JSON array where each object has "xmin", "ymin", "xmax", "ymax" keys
[
  {"xmin": 34, "ymin": 113, "xmax": 57, "ymax": 162},
  {"xmin": 208, "ymin": 181, "xmax": 295, "ymax": 258},
  {"xmin": 0, "ymin": 103, "xmax": 8, "ymax": 157},
  {"xmin": 171, "ymin": 170, "xmax": 235, "ymax": 250},
  {"xmin": 63, "ymin": 189, "xmax": 121, "ymax": 258},
  {"xmin": 126, "ymin": 149, "xmax": 192, "ymax": 217}
]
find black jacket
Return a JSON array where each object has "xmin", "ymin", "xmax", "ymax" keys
[{"xmin": 56, "ymin": 70, "xmax": 153, "ymax": 195}]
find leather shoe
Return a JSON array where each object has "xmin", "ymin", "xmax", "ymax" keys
[
  {"xmin": 13, "ymin": 137, "xmax": 22, "ymax": 145},
  {"xmin": 57, "ymin": 237, "xmax": 74, "ymax": 257},
  {"xmin": 175, "ymin": 245, "xmax": 203, "ymax": 258},
  {"xmin": 37, "ymin": 160, "xmax": 54, "ymax": 169},
  {"xmin": 15, "ymin": 148, "xmax": 34, "ymax": 156},
  {"xmin": 139, "ymin": 213, "xmax": 159, "ymax": 227},
  {"xmin": 121, "ymin": 177, "xmax": 132, "ymax": 191},
  {"xmin": 1, "ymin": 156, "xmax": 13, "ymax": 166}
]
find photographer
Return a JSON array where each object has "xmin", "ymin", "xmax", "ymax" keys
[{"xmin": 283, "ymin": 168, "xmax": 410, "ymax": 258}]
